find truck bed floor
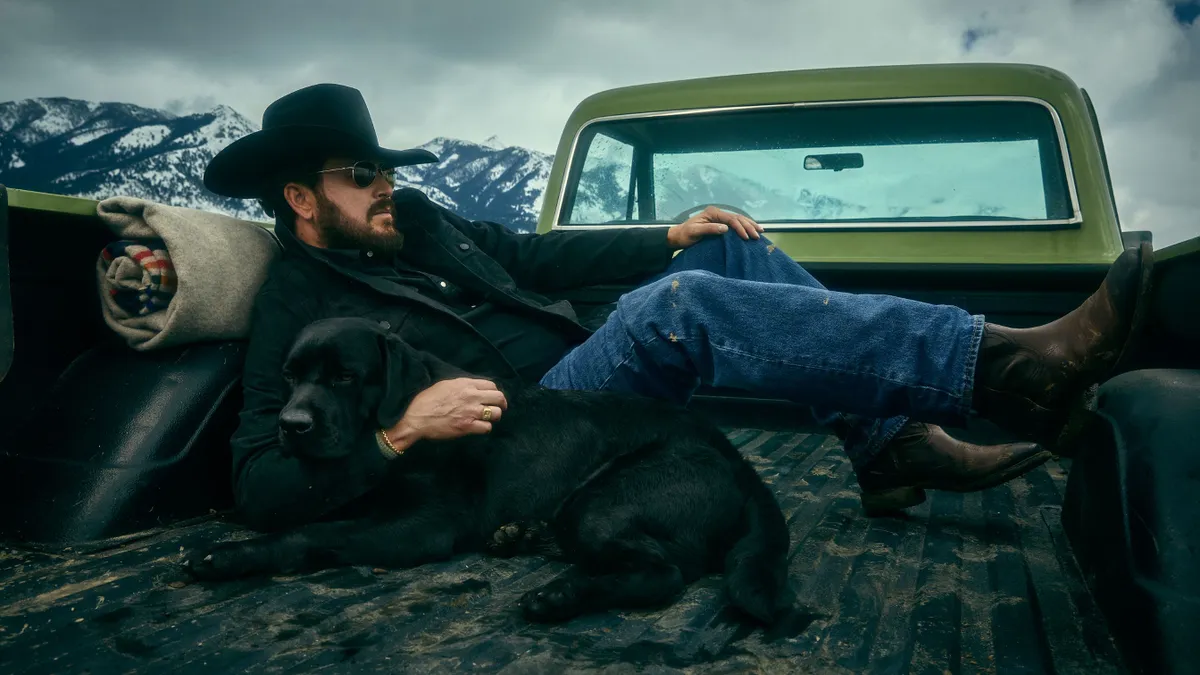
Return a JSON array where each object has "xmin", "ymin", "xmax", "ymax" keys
[{"xmin": 0, "ymin": 429, "xmax": 1129, "ymax": 674}]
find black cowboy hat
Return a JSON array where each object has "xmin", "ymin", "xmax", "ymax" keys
[{"xmin": 203, "ymin": 83, "xmax": 438, "ymax": 199}]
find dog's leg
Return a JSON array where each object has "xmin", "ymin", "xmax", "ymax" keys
[
  {"xmin": 181, "ymin": 528, "xmax": 330, "ymax": 580},
  {"xmin": 182, "ymin": 509, "xmax": 460, "ymax": 581},
  {"xmin": 519, "ymin": 551, "xmax": 685, "ymax": 622},
  {"xmin": 518, "ymin": 520, "xmax": 685, "ymax": 622}
]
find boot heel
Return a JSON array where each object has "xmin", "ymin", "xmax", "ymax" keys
[{"xmin": 860, "ymin": 486, "xmax": 927, "ymax": 516}]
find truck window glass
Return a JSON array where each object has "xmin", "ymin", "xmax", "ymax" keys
[
  {"xmin": 558, "ymin": 99, "xmax": 1076, "ymax": 228},
  {"xmin": 567, "ymin": 132, "xmax": 636, "ymax": 224}
]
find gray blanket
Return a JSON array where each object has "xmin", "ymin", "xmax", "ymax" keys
[{"xmin": 95, "ymin": 196, "xmax": 280, "ymax": 351}]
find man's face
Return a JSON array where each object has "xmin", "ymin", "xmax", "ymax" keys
[{"xmin": 304, "ymin": 156, "xmax": 403, "ymax": 252}]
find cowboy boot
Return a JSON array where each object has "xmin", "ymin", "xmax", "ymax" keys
[
  {"xmin": 971, "ymin": 242, "xmax": 1155, "ymax": 452},
  {"xmin": 856, "ymin": 421, "xmax": 1052, "ymax": 515}
]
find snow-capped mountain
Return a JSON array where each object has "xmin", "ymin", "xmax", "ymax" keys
[
  {"xmin": 0, "ymin": 97, "xmax": 554, "ymax": 231},
  {"xmin": 396, "ymin": 136, "xmax": 551, "ymax": 230},
  {"xmin": 1, "ymin": 98, "xmax": 268, "ymax": 221}
]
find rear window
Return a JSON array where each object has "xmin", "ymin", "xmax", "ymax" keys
[{"xmin": 557, "ymin": 99, "xmax": 1077, "ymax": 228}]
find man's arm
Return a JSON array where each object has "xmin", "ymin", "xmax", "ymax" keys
[
  {"xmin": 455, "ymin": 217, "xmax": 676, "ymax": 291},
  {"xmin": 228, "ymin": 286, "xmax": 394, "ymax": 532},
  {"xmin": 396, "ymin": 188, "xmax": 676, "ymax": 291}
]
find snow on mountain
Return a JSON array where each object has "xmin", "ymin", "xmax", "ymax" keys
[
  {"xmin": 114, "ymin": 125, "xmax": 172, "ymax": 153},
  {"xmin": 396, "ymin": 136, "xmax": 552, "ymax": 231}
]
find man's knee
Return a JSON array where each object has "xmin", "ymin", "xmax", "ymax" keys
[
  {"xmin": 677, "ymin": 230, "xmax": 727, "ymax": 255},
  {"xmin": 673, "ymin": 230, "xmax": 772, "ymax": 264}
]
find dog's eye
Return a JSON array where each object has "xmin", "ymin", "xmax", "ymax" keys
[{"xmin": 337, "ymin": 372, "xmax": 355, "ymax": 383}]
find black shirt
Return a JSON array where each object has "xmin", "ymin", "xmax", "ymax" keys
[{"xmin": 318, "ymin": 245, "xmax": 578, "ymax": 384}]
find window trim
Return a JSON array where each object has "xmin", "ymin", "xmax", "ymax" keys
[{"xmin": 551, "ymin": 95, "xmax": 1084, "ymax": 232}]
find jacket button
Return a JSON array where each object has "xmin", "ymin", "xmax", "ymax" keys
[
  {"xmin": 379, "ymin": 320, "xmax": 391, "ymax": 329},
  {"xmin": 458, "ymin": 243, "xmax": 470, "ymax": 251}
]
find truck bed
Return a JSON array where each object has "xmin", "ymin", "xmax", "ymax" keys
[{"xmin": 0, "ymin": 428, "xmax": 1129, "ymax": 674}]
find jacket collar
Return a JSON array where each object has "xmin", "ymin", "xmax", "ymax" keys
[
  {"xmin": 270, "ymin": 203, "xmax": 532, "ymax": 323},
  {"xmin": 272, "ymin": 216, "xmax": 467, "ymax": 316}
]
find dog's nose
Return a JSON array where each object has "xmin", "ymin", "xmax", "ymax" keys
[{"xmin": 279, "ymin": 409, "xmax": 314, "ymax": 436}]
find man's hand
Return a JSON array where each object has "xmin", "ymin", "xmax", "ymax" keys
[
  {"xmin": 666, "ymin": 206, "xmax": 764, "ymax": 250},
  {"xmin": 382, "ymin": 377, "xmax": 508, "ymax": 453}
]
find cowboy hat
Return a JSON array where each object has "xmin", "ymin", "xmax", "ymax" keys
[{"xmin": 203, "ymin": 83, "xmax": 438, "ymax": 199}]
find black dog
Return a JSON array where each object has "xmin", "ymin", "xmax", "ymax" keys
[{"xmin": 183, "ymin": 316, "xmax": 792, "ymax": 624}]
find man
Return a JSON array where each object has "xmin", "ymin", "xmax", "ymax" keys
[{"xmin": 204, "ymin": 84, "xmax": 1152, "ymax": 532}]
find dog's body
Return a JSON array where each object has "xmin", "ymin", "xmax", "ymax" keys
[{"xmin": 184, "ymin": 317, "xmax": 792, "ymax": 624}]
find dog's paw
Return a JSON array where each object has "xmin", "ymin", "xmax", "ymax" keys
[
  {"xmin": 179, "ymin": 543, "xmax": 260, "ymax": 581},
  {"xmin": 487, "ymin": 522, "xmax": 524, "ymax": 557},
  {"xmin": 487, "ymin": 521, "xmax": 561, "ymax": 558},
  {"xmin": 519, "ymin": 578, "xmax": 584, "ymax": 623}
]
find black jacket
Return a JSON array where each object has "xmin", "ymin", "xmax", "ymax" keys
[{"xmin": 230, "ymin": 187, "xmax": 676, "ymax": 531}]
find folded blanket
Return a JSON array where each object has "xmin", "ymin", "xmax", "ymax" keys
[
  {"xmin": 95, "ymin": 196, "xmax": 280, "ymax": 351},
  {"xmin": 99, "ymin": 238, "xmax": 177, "ymax": 317}
]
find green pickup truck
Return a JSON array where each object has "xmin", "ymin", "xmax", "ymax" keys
[{"xmin": 1, "ymin": 62, "xmax": 1197, "ymax": 674}]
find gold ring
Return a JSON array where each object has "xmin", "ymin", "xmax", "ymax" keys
[{"xmin": 482, "ymin": 407, "xmax": 492, "ymax": 421}]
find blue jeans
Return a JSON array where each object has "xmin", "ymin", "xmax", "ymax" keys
[{"xmin": 538, "ymin": 231, "xmax": 986, "ymax": 469}]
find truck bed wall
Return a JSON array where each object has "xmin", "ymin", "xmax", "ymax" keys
[{"xmin": 0, "ymin": 200, "xmax": 1120, "ymax": 443}]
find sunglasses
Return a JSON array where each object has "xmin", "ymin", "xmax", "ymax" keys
[{"xmin": 315, "ymin": 161, "xmax": 397, "ymax": 188}]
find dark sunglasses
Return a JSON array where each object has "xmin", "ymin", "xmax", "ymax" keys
[{"xmin": 315, "ymin": 161, "xmax": 397, "ymax": 188}]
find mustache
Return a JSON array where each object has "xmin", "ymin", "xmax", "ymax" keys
[{"xmin": 369, "ymin": 199, "xmax": 395, "ymax": 217}]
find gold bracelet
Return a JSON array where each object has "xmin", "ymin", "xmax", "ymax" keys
[{"xmin": 376, "ymin": 428, "xmax": 404, "ymax": 459}]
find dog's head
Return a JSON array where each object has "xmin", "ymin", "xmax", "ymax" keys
[{"xmin": 277, "ymin": 317, "xmax": 434, "ymax": 460}]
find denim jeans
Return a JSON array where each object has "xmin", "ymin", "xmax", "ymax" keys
[{"xmin": 538, "ymin": 231, "xmax": 986, "ymax": 470}]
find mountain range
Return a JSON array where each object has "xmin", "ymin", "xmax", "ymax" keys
[{"xmin": 0, "ymin": 97, "xmax": 554, "ymax": 232}]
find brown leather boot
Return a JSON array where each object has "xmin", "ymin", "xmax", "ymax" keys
[
  {"xmin": 972, "ymin": 242, "xmax": 1154, "ymax": 452},
  {"xmin": 856, "ymin": 422, "xmax": 1052, "ymax": 516}
]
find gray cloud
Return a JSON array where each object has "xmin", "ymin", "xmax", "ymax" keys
[
  {"xmin": 163, "ymin": 95, "xmax": 218, "ymax": 116},
  {"xmin": 1, "ymin": 0, "xmax": 1197, "ymax": 245}
]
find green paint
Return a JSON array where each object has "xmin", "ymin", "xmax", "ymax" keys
[
  {"xmin": 536, "ymin": 63, "xmax": 1126, "ymax": 265},
  {"xmin": 4, "ymin": 187, "xmax": 273, "ymax": 228},
  {"xmin": 6, "ymin": 188, "xmax": 100, "ymax": 216}
]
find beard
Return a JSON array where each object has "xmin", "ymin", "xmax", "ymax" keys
[{"xmin": 313, "ymin": 189, "xmax": 406, "ymax": 254}]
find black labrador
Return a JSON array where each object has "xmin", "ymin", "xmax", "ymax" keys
[{"xmin": 183, "ymin": 316, "xmax": 792, "ymax": 624}]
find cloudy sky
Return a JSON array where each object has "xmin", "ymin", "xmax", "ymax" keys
[{"xmin": 1, "ymin": 0, "xmax": 1197, "ymax": 246}]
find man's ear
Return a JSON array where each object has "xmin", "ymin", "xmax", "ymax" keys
[
  {"xmin": 375, "ymin": 332, "xmax": 433, "ymax": 428},
  {"xmin": 284, "ymin": 182, "xmax": 317, "ymax": 222}
]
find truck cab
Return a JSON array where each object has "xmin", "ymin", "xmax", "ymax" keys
[{"xmin": 1, "ymin": 62, "xmax": 1197, "ymax": 674}]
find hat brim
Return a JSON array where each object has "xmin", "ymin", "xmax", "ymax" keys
[{"xmin": 203, "ymin": 125, "xmax": 439, "ymax": 199}]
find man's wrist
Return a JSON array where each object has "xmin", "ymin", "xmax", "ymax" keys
[
  {"xmin": 376, "ymin": 423, "xmax": 419, "ymax": 460},
  {"xmin": 666, "ymin": 225, "xmax": 682, "ymax": 250}
]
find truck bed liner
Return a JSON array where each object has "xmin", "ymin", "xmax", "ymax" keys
[{"xmin": 0, "ymin": 429, "xmax": 1128, "ymax": 674}]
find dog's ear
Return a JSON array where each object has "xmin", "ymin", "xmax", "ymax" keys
[{"xmin": 374, "ymin": 331, "xmax": 435, "ymax": 428}]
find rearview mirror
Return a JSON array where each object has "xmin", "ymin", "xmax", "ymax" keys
[{"xmin": 803, "ymin": 153, "xmax": 864, "ymax": 172}]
